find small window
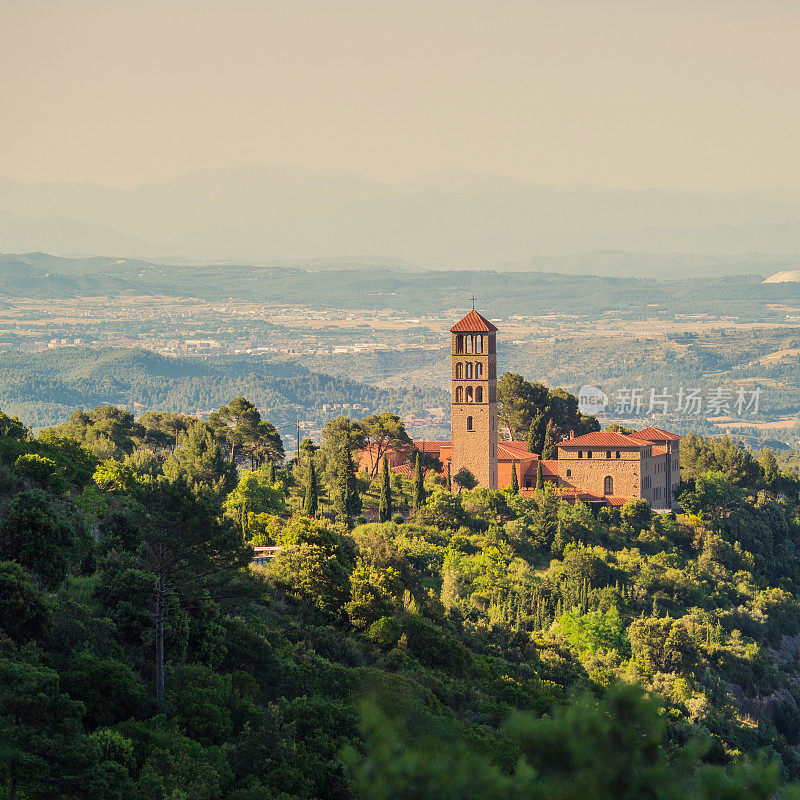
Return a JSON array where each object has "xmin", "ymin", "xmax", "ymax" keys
[
  {"xmin": 604, "ymin": 476, "xmax": 613, "ymax": 495},
  {"xmin": 466, "ymin": 416, "xmax": 473, "ymax": 431},
  {"xmin": 475, "ymin": 335, "xmax": 483, "ymax": 353},
  {"xmin": 466, "ymin": 386, "xmax": 474, "ymax": 403},
  {"xmin": 616, "ymin": 451, "xmax": 621, "ymax": 459},
  {"xmin": 455, "ymin": 362, "xmax": 463, "ymax": 379},
  {"xmin": 465, "ymin": 363, "xmax": 473, "ymax": 379},
  {"xmin": 475, "ymin": 362, "xmax": 483, "ymax": 378},
  {"xmin": 455, "ymin": 386, "xmax": 463, "ymax": 403},
  {"xmin": 465, "ymin": 335, "xmax": 473, "ymax": 354},
  {"xmin": 578, "ymin": 450, "xmax": 583, "ymax": 459},
  {"xmin": 587, "ymin": 451, "xmax": 592, "ymax": 459},
  {"xmin": 456, "ymin": 335, "xmax": 464, "ymax": 354},
  {"xmin": 525, "ymin": 479, "xmax": 531, "ymax": 489},
  {"xmin": 606, "ymin": 450, "xmax": 611, "ymax": 459},
  {"xmin": 475, "ymin": 386, "xmax": 483, "ymax": 403},
  {"xmin": 566, "ymin": 468, "xmax": 572, "ymax": 478}
]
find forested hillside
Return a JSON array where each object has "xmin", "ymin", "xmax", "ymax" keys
[
  {"xmin": 3, "ymin": 251, "xmax": 800, "ymax": 319},
  {"xmin": 0, "ymin": 348, "xmax": 446, "ymax": 431},
  {"xmin": 4, "ymin": 400, "xmax": 800, "ymax": 798}
]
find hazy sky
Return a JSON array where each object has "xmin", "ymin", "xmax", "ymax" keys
[{"xmin": 2, "ymin": 0, "xmax": 799, "ymax": 190}]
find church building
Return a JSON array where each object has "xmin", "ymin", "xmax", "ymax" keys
[{"xmin": 358, "ymin": 308, "xmax": 680, "ymax": 511}]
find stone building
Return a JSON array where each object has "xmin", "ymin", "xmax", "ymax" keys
[
  {"xmin": 355, "ymin": 309, "xmax": 680, "ymax": 510},
  {"xmin": 449, "ymin": 309, "xmax": 499, "ymax": 489}
]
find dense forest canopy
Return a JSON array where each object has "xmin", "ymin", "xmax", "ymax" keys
[
  {"xmin": 0, "ymin": 348, "xmax": 446, "ymax": 431},
  {"xmin": 4, "ymin": 399, "xmax": 800, "ymax": 798}
]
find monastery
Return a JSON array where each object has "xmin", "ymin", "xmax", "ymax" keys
[{"xmin": 358, "ymin": 309, "xmax": 680, "ymax": 510}]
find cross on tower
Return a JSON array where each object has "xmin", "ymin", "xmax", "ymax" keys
[{"xmin": 469, "ymin": 295, "xmax": 476, "ymax": 310}]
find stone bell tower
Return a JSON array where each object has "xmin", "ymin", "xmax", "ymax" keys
[{"xmin": 450, "ymin": 309, "xmax": 498, "ymax": 489}]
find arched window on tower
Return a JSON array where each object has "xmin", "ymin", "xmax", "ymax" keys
[
  {"xmin": 466, "ymin": 386, "xmax": 474, "ymax": 403},
  {"xmin": 475, "ymin": 386, "xmax": 483, "ymax": 403},
  {"xmin": 475, "ymin": 362, "xmax": 483, "ymax": 378},
  {"xmin": 604, "ymin": 476, "xmax": 613, "ymax": 496},
  {"xmin": 455, "ymin": 362, "xmax": 463, "ymax": 379},
  {"xmin": 465, "ymin": 363, "xmax": 473, "ymax": 379},
  {"xmin": 475, "ymin": 335, "xmax": 483, "ymax": 353},
  {"xmin": 456, "ymin": 335, "xmax": 464, "ymax": 354},
  {"xmin": 465, "ymin": 335, "xmax": 473, "ymax": 354},
  {"xmin": 455, "ymin": 386, "xmax": 463, "ymax": 403},
  {"xmin": 466, "ymin": 416, "xmax": 473, "ymax": 431}
]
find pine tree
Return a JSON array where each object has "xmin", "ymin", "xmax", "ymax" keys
[
  {"xmin": 304, "ymin": 459, "xmax": 318, "ymax": 517},
  {"xmin": 446, "ymin": 462, "xmax": 452, "ymax": 493},
  {"xmin": 535, "ymin": 461, "xmax": 544, "ymax": 493},
  {"xmin": 510, "ymin": 463, "xmax": 520, "ymax": 493},
  {"xmin": 378, "ymin": 455, "xmax": 392, "ymax": 522},
  {"xmin": 412, "ymin": 453, "xmax": 425, "ymax": 510}
]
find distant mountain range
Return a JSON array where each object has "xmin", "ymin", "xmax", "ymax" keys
[{"xmin": 2, "ymin": 165, "xmax": 800, "ymax": 272}]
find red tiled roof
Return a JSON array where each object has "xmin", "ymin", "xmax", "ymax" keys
[
  {"xmin": 391, "ymin": 463, "xmax": 432, "ymax": 479},
  {"xmin": 413, "ymin": 440, "xmax": 450, "ymax": 452},
  {"xmin": 540, "ymin": 459, "xmax": 559, "ymax": 476},
  {"xmin": 450, "ymin": 309, "xmax": 498, "ymax": 333},
  {"xmin": 557, "ymin": 431, "xmax": 648, "ymax": 448},
  {"xmin": 391, "ymin": 463, "xmax": 415, "ymax": 478},
  {"xmin": 605, "ymin": 496, "xmax": 628, "ymax": 507},
  {"xmin": 497, "ymin": 441, "xmax": 538, "ymax": 460},
  {"xmin": 652, "ymin": 445, "xmax": 668, "ymax": 456},
  {"xmin": 636, "ymin": 427, "xmax": 680, "ymax": 442}
]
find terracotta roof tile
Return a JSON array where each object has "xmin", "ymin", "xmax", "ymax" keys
[
  {"xmin": 497, "ymin": 441, "xmax": 538, "ymax": 460},
  {"xmin": 636, "ymin": 426, "xmax": 681, "ymax": 441},
  {"xmin": 413, "ymin": 440, "xmax": 451, "ymax": 452},
  {"xmin": 557, "ymin": 431, "xmax": 648, "ymax": 448},
  {"xmin": 450, "ymin": 310, "xmax": 498, "ymax": 333}
]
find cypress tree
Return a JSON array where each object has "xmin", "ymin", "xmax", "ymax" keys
[
  {"xmin": 268, "ymin": 459, "xmax": 276, "ymax": 484},
  {"xmin": 527, "ymin": 411, "xmax": 545, "ymax": 455},
  {"xmin": 510, "ymin": 463, "xmax": 520, "ymax": 493},
  {"xmin": 304, "ymin": 459, "xmax": 318, "ymax": 517},
  {"xmin": 542, "ymin": 423, "xmax": 558, "ymax": 460},
  {"xmin": 344, "ymin": 438, "xmax": 361, "ymax": 516},
  {"xmin": 535, "ymin": 461, "xmax": 544, "ymax": 493},
  {"xmin": 446, "ymin": 462, "xmax": 452, "ymax": 493},
  {"xmin": 412, "ymin": 453, "xmax": 425, "ymax": 510},
  {"xmin": 378, "ymin": 455, "xmax": 392, "ymax": 522}
]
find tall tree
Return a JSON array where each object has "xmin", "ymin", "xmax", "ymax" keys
[
  {"xmin": 268, "ymin": 458, "xmax": 277, "ymax": 484},
  {"xmin": 536, "ymin": 461, "xmax": 544, "ymax": 493},
  {"xmin": 510, "ymin": 463, "xmax": 520, "ymax": 494},
  {"xmin": 208, "ymin": 397, "xmax": 262, "ymax": 464},
  {"xmin": 412, "ymin": 453, "xmax": 425, "ymax": 510},
  {"xmin": 246, "ymin": 418, "xmax": 285, "ymax": 469},
  {"xmin": 447, "ymin": 462, "xmax": 452, "ymax": 493},
  {"xmin": 137, "ymin": 411, "xmax": 195, "ymax": 452},
  {"xmin": 527, "ymin": 411, "xmax": 546, "ymax": 455},
  {"xmin": 379, "ymin": 456, "xmax": 392, "ymax": 522},
  {"xmin": 360, "ymin": 413, "xmax": 412, "ymax": 479},
  {"xmin": 543, "ymin": 422, "xmax": 558, "ymax": 460},
  {"xmin": 135, "ymin": 479, "xmax": 250, "ymax": 703},
  {"xmin": 162, "ymin": 421, "xmax": 236, "ymax": 495},
  {"xmin": 323, "ymin": 417, "xmax": 364, "ymax": 520},
  {"xmin": 304, "ymin": 459, "xmax": 319, "ymax": 518}
]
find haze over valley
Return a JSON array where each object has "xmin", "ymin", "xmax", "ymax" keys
[{"xmin": 3, "ymin": 165, "xmax": 800, "ymax": 272}]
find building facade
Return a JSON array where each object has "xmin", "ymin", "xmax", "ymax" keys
[{"xmin": 449, "ymin": 310, "xmax": 499, "ymax": 489}]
